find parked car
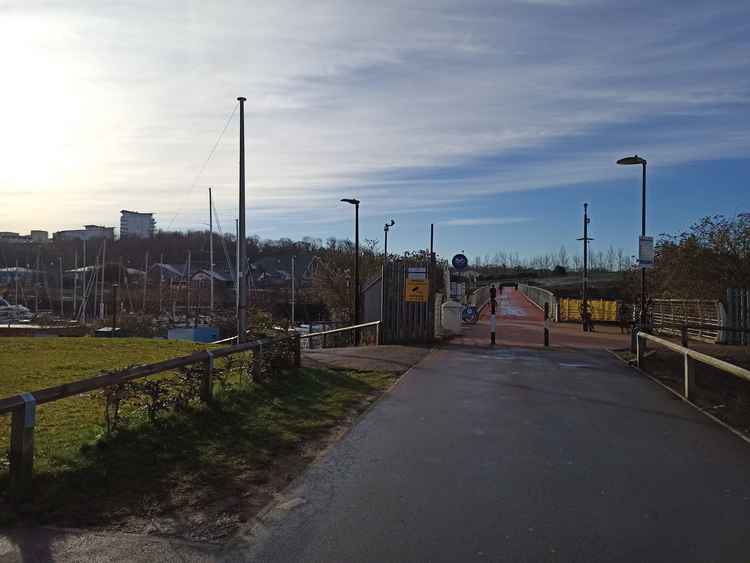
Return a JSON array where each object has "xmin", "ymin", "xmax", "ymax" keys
[{"xmin": 0, "ymin": 297, "xmax": 32, "ymax": 322}]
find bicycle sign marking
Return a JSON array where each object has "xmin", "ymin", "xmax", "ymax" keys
[
  {"xmin": 405, "ymin": 280, "xmax": 429, "ymax": 302},
  {"xmin": 452, "ymin": 253, "xmax": 468, "ymax": 271}
]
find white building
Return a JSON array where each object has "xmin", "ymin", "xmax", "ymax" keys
[
  {"xmin": 54, "ymin": 225, "xmax": 115, "ymax": 241},
  {"xmin": 120, "ymin": 210, "xmax": 155, "ymax": 238}
]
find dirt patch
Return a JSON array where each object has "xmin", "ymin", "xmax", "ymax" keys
[{"xmin": 303, "ymin": 345, "xmax": 432, "ymax": 374}]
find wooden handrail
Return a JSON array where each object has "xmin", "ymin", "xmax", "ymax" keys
[{"xmin": 0, "ymin": 336, "xmax": 286, "ymax": 416}]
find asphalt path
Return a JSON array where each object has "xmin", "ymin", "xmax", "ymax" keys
[{"xmin": 235, "ymin": 343, "xmax": 750, "ymax": 562}]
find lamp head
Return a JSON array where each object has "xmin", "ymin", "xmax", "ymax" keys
[
  {"xmin": 617, "ymin": 155, "xmax": 647, "ymax": 166},
  {"xmin": 340, "ymin": 198, "xmax": 360, "ymax": 205}
]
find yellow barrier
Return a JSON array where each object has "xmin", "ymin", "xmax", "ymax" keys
[{"xmin": 559, "ymin": 298, "xmax": 619, "ymax": 322}]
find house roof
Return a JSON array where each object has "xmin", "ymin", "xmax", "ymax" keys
[{"xmin": 191, "ymin": 269, "xmax": 232, "ymax": 282}]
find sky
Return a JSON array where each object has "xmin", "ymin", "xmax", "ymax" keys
[{"xmin": 1, "ymin": 0, "xmax": 749, "ymax": 262}]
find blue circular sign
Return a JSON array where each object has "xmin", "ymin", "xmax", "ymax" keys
[
  {"xmin": 462, "ymin": 305, "xmax": 479, "ymax": 324},
  {"xmin": 452, "ymin": 253, "xmax": 469, "ymax": 270}
]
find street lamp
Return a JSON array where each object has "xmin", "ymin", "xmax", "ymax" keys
[
  {"xmin": 341, "ymin": 198, "xmax": 360, "ymax": 343},
  {"xmin": 617, "ymin": 154, "xmax": 648, "ymax": 327},
  {"xmin": 383, "ymin": 219, "xmax": 395, "ymax": 259}
]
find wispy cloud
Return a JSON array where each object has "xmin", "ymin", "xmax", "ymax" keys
[
  {"xmin": 441, "ymin": 217, "xmax": 532, "ymax": 227},
  {"xmin": 1, "ymin": 0, "xmax": 749, "ymax": 238}
]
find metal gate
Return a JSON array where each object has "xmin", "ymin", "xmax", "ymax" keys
[{"xmin": 381, "ymin": 260, "xmax": 437, "ymax": 344}]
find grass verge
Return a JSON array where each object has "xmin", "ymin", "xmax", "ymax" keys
[{"xmin": 1, "ymin": 338, "xmax": 396, "ymax": 540}]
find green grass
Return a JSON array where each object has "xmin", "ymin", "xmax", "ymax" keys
[
  {"xmin": 0, "ymin": 337, "xmax": 395, "ymax": 530},
  {"xmin": 0, "ymin": 337, "xmax": 213, "ymax": 475}
]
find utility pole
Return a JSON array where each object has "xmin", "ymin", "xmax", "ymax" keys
[
  {"xmin": 209, "ymin": 187, "xmax": 214, "ymax": 314},
  {"xmin": 237, "ymin": 96, "xmax": 248, "ymax": 342},
  {"xmin": 577, "ymin": 203, "xmax": 593, "ymax": 332}
]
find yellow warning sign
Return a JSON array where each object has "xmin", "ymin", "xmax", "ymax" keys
[{"xmin": 405, "ymin": 280, "xmax": 429, "ymax": 302}]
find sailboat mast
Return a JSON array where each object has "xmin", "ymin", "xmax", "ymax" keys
[{"xmin": 209, "ymin": 187, "xmax": 214, "ymax": 313}]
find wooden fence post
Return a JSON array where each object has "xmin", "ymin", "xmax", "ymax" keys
[
  {"xmin": 201, "ymin": 351, "xmax": 213, "ymax": 403},
  {"xmin": 681, "ymin": 324, "xmax": 689, "ymax": 347},
  {"xmin": 637, "ymin": 334, "xmax": 644, "ymax": 369},
  {"xmin": 294, "ymin": 333, "xmax": 301, "ymax": 368},
  {"xmin": 10, "ymin": 393, "xmax": 36, "ymax": 501},
  {"xmin": 251, "ymin": 342, "xmax": 264, "ymax": 380},
  {"xmin": 684, "ymin": 353, "xmax": 696, "ymax": 400}
]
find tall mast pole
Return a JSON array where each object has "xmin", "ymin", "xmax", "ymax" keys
[
  {"xmin": 143, "ymin": 251, "xmax": 149, "ymax": 314},
  {"xmin": 81, "ymin": 239, "xmax": 87, "ymax": 322},
  {"xmin": 159, "ymin": 252, "xmax": 164, "ymax": 316},
  {"xmin": 186, "ymin": 250, "xmax": 191, "ymax": 323},
  {"xmin": 59, "ymin": 257, "xmax": 64, "ymax": 317},
  {"xmin": 100, "ymin": 238, "xmax": 106, "ymax": 319},
  {"xmin": 14, "ymin": 260, "xmax": 19, "ymax": 307},
  {"xmin": 73, "ymin": 251, "xmax": 78, "ymax": 318},
  {"xmin": 209, "ymin": 187, "xmax": 214, "ymax": 314},
  {"xmin": 291, "ymin": 255, "xmax": 295, "ymax": 327},
  {"xmin": 237, "ymin": 96, "xmax": 248, "ymax": 341},
  {"xmin": 235, "ymin": 218, "xmax": 240, "ymax": 315}
]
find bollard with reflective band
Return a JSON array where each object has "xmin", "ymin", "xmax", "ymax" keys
[{"xmin": 489, "ymin": 285, "xmax": 498, "ymax": 346}]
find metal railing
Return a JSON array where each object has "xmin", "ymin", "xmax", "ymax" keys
[
  {"xmin": 299, "ymin": 320, "xmax": 380, "ymax": 349},
  {"xmin": 636, "ymin": 331, "xmax": 750, "ymax": 401},
  {"xmin": 0, "ymin": 320, "xmax": 379, "ymax": 501}
]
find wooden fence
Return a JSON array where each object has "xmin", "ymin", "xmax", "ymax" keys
[{"xmin": 0, "ymin": 321, "xmax": 379, "ymax": 501}]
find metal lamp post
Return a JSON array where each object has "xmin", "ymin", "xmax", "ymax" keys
[
  {"xmin": 383, "ymin": 219, "xmax": 395, "ymax": 258},
  {"xmin": 341, "ymin": 198, "xmax": 361, "ymax": 344},
  {"xmin": 617, "ymin": 154, "xmax": 648, "ymax": 327}
]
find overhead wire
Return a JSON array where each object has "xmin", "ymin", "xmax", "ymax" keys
[{"xmin": 166, "ymin": 101, "xmax": 239, "ymax": 230}]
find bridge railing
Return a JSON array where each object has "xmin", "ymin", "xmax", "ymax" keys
[
  {"xmin": 636, "ymin": 331, "xmax": 750, "ymax": 401},
  {"xmin": 518, "ymin": 284, "xmax": 558, "ymax": 321}
]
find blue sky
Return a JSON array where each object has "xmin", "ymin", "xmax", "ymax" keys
[{"xmin": 1, "ymin": 0, "xmax": 749, "ymax": 262}]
